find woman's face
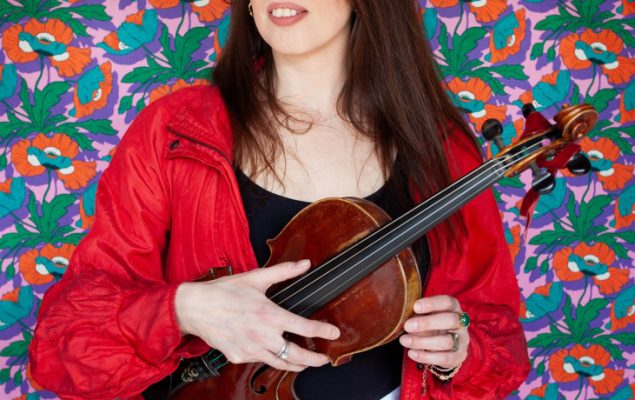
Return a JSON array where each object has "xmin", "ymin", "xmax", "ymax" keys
[{"xmin": 251, "ymin": 0, "xmax": 353, "ymax": 57}]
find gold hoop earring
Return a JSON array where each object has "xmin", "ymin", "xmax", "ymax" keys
[{"xmin": 248, "ymin": 1, "xmax": 253, "ymax": 16}]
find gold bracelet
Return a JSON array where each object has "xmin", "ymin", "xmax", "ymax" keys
[{"xmin": 427, "ymin": 362, "xmax": 462, "ymax": 381}]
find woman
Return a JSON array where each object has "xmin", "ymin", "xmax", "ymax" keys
[{"xmin": 29, "ymin": 0, "xmax": 530, "ymax": 399}]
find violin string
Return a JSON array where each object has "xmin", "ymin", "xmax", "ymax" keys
[
  {"xmin": 267, "ymin": 157, "xmax": 503, "ymax": 303},
  {"xmin": 270, "ymin": 139, "xmax": 546, "ymax": 311}
]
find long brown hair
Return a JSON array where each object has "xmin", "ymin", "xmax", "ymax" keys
[{"xmin": 213, "ymin": 0, "xmax": 477, "ymax": 240}]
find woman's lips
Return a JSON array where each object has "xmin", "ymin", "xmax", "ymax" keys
[{"xmin": 267, "ymin": 2, "xmax": 308, "ymax": 26}]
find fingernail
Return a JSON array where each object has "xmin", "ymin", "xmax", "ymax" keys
[
  {"xmin": 405, "ymin": 320, "xmax": 417, "ymax": 331},
  {"xmin": 298, "ymin": 259, "xmax": 311, "ymax": 268},
  {"xmin": 414, "ymin": 301, "xmax": 424, "ymax": 313},
  {"xmin": 331, "ymin": 328, "xmax": 340, "ymax": 339},
  {"xmin": 408, "ymin": 350, "xmax": 418, "ymax": 360},
  {"xmin": 400, "ymin": 336, "xmax": 412, "ymax": 346}
]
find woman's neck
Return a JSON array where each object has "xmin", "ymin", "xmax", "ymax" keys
[{"xmin": 271, "ymin": 26, "xmax": 349, "ymax": 116}]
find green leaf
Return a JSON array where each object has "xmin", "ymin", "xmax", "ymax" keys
[
  {"xmin": 585, "ymin": 89, "xmax": 618, "ymax": 113},
  {"xmin": 574, "ymin": 298, "xmax": 608, "ymax": 334},
  {"xmin": 66, "ymin": 4, "xmax": 109, "ymax": 20},
  {"xmin": 32, "ymin": 81, "xmax": 70, "ymax": 129},
  {"xmin": 452, "ymin": 27, "xmax": 487, "ymax": 69},
  {"xmin": 547, "ymin": 46, "xmax": 556, "ymax": 61},
  {"xmin": 524, "ymin": 256, "xmax": 538, "ymax": 273},
  {"xmin": 27, "ymin": 191, "xmax": 42, "ymax": 231},
  {"xmin": 529, "ymin": 221, "xmax": 575, "ymax": 246},
  {"xmin": 41, "ymin": 194, "xmax": 75, "ymax": 239},
  {"xmin": 562, "ymin": 295, "xmax": 575, "ymax": 331},
  {"xmin": 6, "ymin": 263, "xmax": 14, "ymax": 279},
  {"xmin": 490, "ymin": 64, "xmax": 528, "ymax": 80},
  {"xmin": 572, "ymin": 195, "xmax": 612, "ymax": 238},
  {"xmin": 527, "ymin": 332, "xmax": 565, "ymax": 347},
  {"xmin": 612, "ymin": 332, "xmax": 635, "ymax": 345},
  {"xmin": 437, "ymin": 23, "xmax": 451, "ymax": 66},
  {"xmin": 73, "ymin": 119, "xmax": 117, "ymax": 136},
  {"xmin": 159, "ymin": 24, "xmax": 177, "ymax": 70},
  {"xmin": 0, "ymin": 153, "xmax": 6, "ymax": 170},
  {"xmin": 535, "ymin": 15, "xmax": 572, "ymax": 32},
  {"xmin": 536, "ymin": 361, "xmax": 545, "ymax": 375},
  {"xmin": 530, "ymin": 42, "xmax": 544, "ymax": 60},
  {"xmin": 539, "ymin": 258, "xmax": 550, "ymax": 274},
  {"xmin": 498, "ymin": 176, "xmax": 524, "ymax": 188},
  {"xmin": 174, "ymin": 27, "xmax": 210, "ymax": 75},
  {"xmin": 118, "ymin": 95, "xmax": 133, "ymax": 115},
  {"xmin": 593, "ymin": 128, "xmax": 634, "ymax": 155},
  {"xmin": 59, "ymin": 232, "xmax": 86, "ymax": 245},
  {"xmin": 0, "ymin": 113, "xmax": 28, "ymax": 138},
  {"xmin": 13, "ymin": 370, "xmax": 22, "ymax": 385},
  {"xmin": 22, "ymin": 330, "xmax": 33, "ymax": 342},
  {"xmin": 595, "ymin": 234, "xmax": 629, "ymax": 259},
  {"xmin": 0, "ymin": 368, "xmax": 9, "ymax": 384},
  {"xmin": 571, "ymin": 83, "xmax": 581, "ymax": 105},
  {"xmin": 469, "ymin": 68, "xmax": 505, "ymax": 95},
  {"xmin": 136, "ymin": 97, "xmax": 146, "ymax": 113},
  {"xmin": 0, "ymin": 340, "xmax": 28, "ymax": 357},
  {"xmin": 18, "ymin": 78, "xmax": 33, "ymax": 118}
]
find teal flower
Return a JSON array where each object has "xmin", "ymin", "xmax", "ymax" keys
[
  {"xmin": 0, "ymin": 177, "xmax": 26, "ymax": 219},
  {"xmin": 0, "ymin": 63, "xmax": 17, "ymax": 101},
  {"xmin": 520, "ymin": 282, "xmax": 563, "ymax": 322},
  {"xmin": 514, "ymin": 71, "xmax": 571, "ymax": 112},
  {"xmin": 98, "ymin": 10, "xmax": 158, "ymax": 55},
  {"xmin": 609, "ymin": 285, "xmax": 635, "ymax": 331},
  {"xmin": 0, "ymin": 286, "xmax": 34, "ymax": 331},
  {"xmin": 71, "ymin": 61, "xmax": 113, "ymax": 118}
]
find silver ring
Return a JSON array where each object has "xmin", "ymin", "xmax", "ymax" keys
[
  {"xmin": 276, "ymin": 340, "xmax": 290, "ymax": 360},
  {"xmin": 448, "ymin": 331, "xmax": 460, "ymax": 352}
]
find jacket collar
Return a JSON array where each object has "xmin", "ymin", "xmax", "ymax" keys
[{"xmin": 165, "ymin": 86, "xmax": 234, "ymax": 162}]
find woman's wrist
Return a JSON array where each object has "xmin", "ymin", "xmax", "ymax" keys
[{"xmin": 175, "ymin": 282, "xmax": 197, "ymax": 336}]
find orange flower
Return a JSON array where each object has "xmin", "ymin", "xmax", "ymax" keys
[
  {"xmin": 190, "ymin": 0, "xmax": 230, "ymax": 22},
  {"xmin": 11, "ymin": 134, "xmax": 96, "ymax": 190},
  {"xmin": 553, "ymin": 247, "xmax": 582, "ymax": 281},
  {"xmin": 489, "ymin": 9, "xmax": 526, "ymax": 63},
  {"xmin": 447, "ymin": 77, "xmax": 507, "ymax": 129},
  {"xmin": 506, "ymin": 224, "xmax": 521, "ymax": 263},
  {"xmin": 148, "ymin": 0, "xmax": 179, "ymax": 8},
  {"xmin": 73, "ymin": 62, "xmax": 113, "ymax": 118},
  {"xmin": 610, "ymin": 298, "xmax": 635, "ymax": 331},
  {"xmin": 594, "ymin": 267, "xmax": 629, "ymax": 295},
  {"xmin": 620, "ymin": 91, "xmax": 635, "ymax": 124},
  {"xmin": 560, "ymin": 29, "xmax": 633, "ymax": 85},
  {"xmin": 1, "ymin": 287, "xmax": 20, "ymax": 302},
  {"xmin": 2, "ymin": 24, "xmax": 39, "ymax": 63},
  {"xmin": 549, "ymin": 348, "xmax": 578, "ymax": 383},
  {"xmin": 429, "ymin": 0, "xmax": 458, "ymax": 7},
  {"xmin": 580, "ymin": 137, "xmax": 633, "ymax": 192},
  {"xmin": 550, "ymin": 344, "xmax": 623, "ymax": 395},
  {"xmin": 2, "ymin": 19, "xmax": 90, "ymax": 77},
  {"xmin": 149, "ymin": 79, "xmax": 209, "ymax": 103},
  {"xmin": 623, "ymin": 0, "xmax": 635, "ymax": 16},
  {"xmin": 468, "ymin": 0, "xmax": 507, "ymax": 23},
  {"xmin": 20, "ymin": 244, "xmax": 74, "ymax": 285},
  {"xmin": 613, "ymin": 196, "xmax": 634, "ymax": 230}
]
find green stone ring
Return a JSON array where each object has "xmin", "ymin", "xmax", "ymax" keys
[{"xmin": 458, "ymin": 312, "xmax": 471, "ymax": 328}]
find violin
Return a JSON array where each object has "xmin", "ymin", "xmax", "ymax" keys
[{"xmin": 159, "ymin": 104, "xmax": 597, "ymax": 400}]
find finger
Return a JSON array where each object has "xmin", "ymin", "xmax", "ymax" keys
[
  {"xmin": 399, "ymin": 333, "xmax": 456, "ymax": 352},
  {"xmin": 259, "ymin": 350, "xmax": 307, "ymax": 372},
  {"xmin": 283, "ymin": 342, "xmax": 330, "ymax": 368},
  {"xmin": 413, "ymin": 295, "xmax": 461, "ymax": 314},
  {"xmin": 406, "ymin": 349, "xmax": 465, "ymax": 369},
  {"xmin": 247, "ymin": 260, "xmax": 312, "ymax": 290},
  {"xmin": 404, "ymin": 312, "xmax": 463, "ymax": 333},
  {"xmin": 277, "ymin": 310, "xmax": 340, "ymax": 340}
]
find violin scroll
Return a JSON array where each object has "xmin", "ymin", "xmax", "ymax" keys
[{"xmin": 554, "ymin": 103, "xmax": 598, "ymax": 142}]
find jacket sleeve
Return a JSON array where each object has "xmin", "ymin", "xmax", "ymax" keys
[
  {"xmin": 29, "ymin": 102, "xmax": 207, "ymax": 399},
  {"xmin": 422, "ymin": 128, "xmax": 530, "ymax": 399}
]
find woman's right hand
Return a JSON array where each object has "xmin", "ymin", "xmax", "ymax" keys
[{"xmin": 175, "ymin": 259, "xmax": 341, "ymax": 372}]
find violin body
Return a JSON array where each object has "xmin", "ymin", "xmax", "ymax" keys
[{"xmin": 171, "ymin": 197, "xmax": 421, "ymax": 399}]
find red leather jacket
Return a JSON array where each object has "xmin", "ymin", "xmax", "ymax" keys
[{"xmin": 30, "ymin": 85, "xmax": 529, "ymax": 400}]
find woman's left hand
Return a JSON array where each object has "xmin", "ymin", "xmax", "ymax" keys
[{"xmin": 399, "ymin": 295, "xmax": 469, "ymax": 369}]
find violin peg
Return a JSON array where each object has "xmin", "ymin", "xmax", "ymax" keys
[
  {"xmin": 531, "ymin": 165, "xmax": 556, "ymax": 194},
  {"xmin": 566, "ymin": 153, "xmax": 592, "ymax": 176},
  {"xmin": 481, "ymin": 119, "xmax": 505, "ymax": 150},
  {"xmin": 522, "ymin": 103, "xmax": 536, "ymax": 118}
]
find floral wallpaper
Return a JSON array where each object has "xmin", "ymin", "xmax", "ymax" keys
[{"xmin": 0, "ymin": 0, "xmax": 633, "ymax": 399}]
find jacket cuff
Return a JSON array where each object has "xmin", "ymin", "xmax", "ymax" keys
[{"xmin": 117, "ymin": 282, "xmax": 184, "ymax": 364}]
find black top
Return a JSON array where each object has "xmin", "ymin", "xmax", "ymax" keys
[{"xmin": 236, "ymin": 164, "xmax": 430, "ymax": 400}]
